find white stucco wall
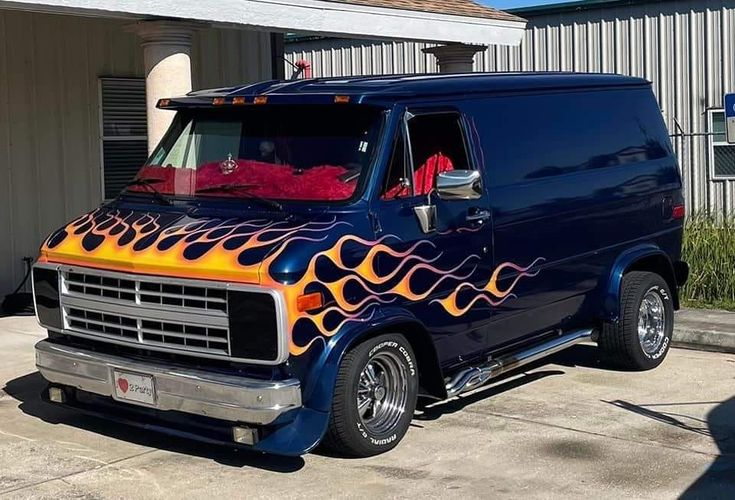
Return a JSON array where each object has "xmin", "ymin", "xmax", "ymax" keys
[
  {"xmin": 0, "ymin": 0, "xmax": 526, "ymax": 46},
  {"xmin": 0, "ymin": 9, "xmax": 273, "ymax": 295}
]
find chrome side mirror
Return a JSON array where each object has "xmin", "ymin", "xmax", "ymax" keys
[{"xmin": 436, "ymin": 170, "xmax": 482, "ymax": 200}]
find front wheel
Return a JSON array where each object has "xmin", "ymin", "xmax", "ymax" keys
[
  {"xmin": 322, "ymin": 333, "xmax": 418, "ymax": 457},
  {"xmin": 598, "ymin": 271, "xmax": 674, "ymax": 370}
]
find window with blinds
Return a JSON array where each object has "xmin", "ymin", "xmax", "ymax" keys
[
  {"xmin": 100, "ymin": 78, "xmax": 148, "ymax": 199},
  {"xmin": 710, "ymin": 111, "xmax": 735, "ymax": 179}
]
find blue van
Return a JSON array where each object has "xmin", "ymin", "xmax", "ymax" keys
[{"xmin": 32, "ymin": 73, "xmax": 688, "ymax": 457}]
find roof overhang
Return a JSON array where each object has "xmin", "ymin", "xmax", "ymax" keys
[{"xmin": 0, "ymin": 0, "xmax": 526, "ymax": 45}]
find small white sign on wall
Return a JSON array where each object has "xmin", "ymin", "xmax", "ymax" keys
[{"xmin": 726, "ymin": 93, "xmax": 735, "ymax": 144}]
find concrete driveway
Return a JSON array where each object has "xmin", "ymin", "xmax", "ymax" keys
[{"xmin": 1, "ymin": 316, "xmax": 733, "ymax": 499}]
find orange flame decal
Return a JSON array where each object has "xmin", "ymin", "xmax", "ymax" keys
[
  {"xmin": 40, "ymin": 209, "xmax": 544, "ymax": 357},
  {"xmin": 432, "ymin": 257, "xmax": 546, "ymax": 317},
  {"xmin": 259, "ymin": 234, "xmax": 481, "ymax": 355}
]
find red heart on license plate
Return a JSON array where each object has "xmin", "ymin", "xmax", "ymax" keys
[{"xmin": 117, "ymin": 377, "xmax": 129, "ymax": 393}]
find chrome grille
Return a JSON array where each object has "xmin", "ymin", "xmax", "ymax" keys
[
  {"xmin": 64, "ymin": 271, "xmax": 227, "ymax": 312},
  {"xmin": 59, "ymin": 267, "xmax": 231, "ymax": 358}
]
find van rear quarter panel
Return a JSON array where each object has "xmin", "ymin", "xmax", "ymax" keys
[{"xmin": 463, "ymin": 86, "xmax": 682, "ymax": 343}]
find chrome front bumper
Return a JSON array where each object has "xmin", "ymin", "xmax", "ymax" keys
[{"xmin": 35, "ymin": 340, "xmax": 301, "ymax": 425}]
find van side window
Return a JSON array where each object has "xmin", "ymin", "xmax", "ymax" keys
[
  {"xmin": 474, "ymin": 88, "xmax": 672, "ymax": 186},
  {"xmin": 383, "ymin": 112, "xmax": 471, "ymax": 199}
]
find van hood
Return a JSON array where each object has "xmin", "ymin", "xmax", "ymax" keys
[{"xmin": 39, "ymin": 207, "xmax": 357, "ymax": 285}]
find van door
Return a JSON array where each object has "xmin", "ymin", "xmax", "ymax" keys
[{"xmin": 375, "ymin": 108, "xmax": 495, "ymax": 368}]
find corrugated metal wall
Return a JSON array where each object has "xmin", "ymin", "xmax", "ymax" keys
[
  {"xmin": 286, "ymin": 38, "xmax": 440, "ymax": 76},
  {"xmin": 0, "ymin": 9, "xmax": 273, "ymax": 295},
  {"xmin": 285, "ymin": 0, "xmax": 735, "ymax": 218}
]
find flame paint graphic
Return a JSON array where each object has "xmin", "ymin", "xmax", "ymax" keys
[
  {"xmin": 431, "ymin": 257, "xmax": 546, "ymax": 317},
  {"xmin": 264, "ymin": 235, "xmax": 481, "ymax": 355},
  {"xmin": 41, "ymin": 209, "xmax": 342, "ymax": 284},
  {"xmin": 40, "ymin": 209, "xmax": 544, "ymax": 356}
]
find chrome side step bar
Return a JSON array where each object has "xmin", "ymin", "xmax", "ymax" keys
[{"xmin": 445, "ymin": 328, "xmax": 594, "ymax": 398}]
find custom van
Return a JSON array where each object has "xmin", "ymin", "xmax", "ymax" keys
[{"xmin": 32, "ymin": 73, "xmax": 688, "ymax": 457}]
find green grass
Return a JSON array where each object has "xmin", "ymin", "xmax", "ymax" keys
[{"xmin": 680, "ymin": 215, "xmax": 735, "ymax": 311}]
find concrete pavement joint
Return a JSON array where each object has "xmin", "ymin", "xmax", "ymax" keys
[
  {"xmin": 0, "ymin": 448, "xmax": 159, "ymax": 497},
  {"xmin": 464, "ymin": 408, "xmax": 730, "ymax": 459},
  {"xmin": 0, "ymin": 429, "xmax": 35, "ymax": 442}
]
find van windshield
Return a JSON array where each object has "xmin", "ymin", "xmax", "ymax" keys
[{"xmin": 129, "ymin": 105, "xmax": 385, "ymax": 202}]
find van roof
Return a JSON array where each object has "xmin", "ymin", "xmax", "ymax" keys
[{"xmin": 162, "ymin": 72, "xmax": 650, "ymax": 108}]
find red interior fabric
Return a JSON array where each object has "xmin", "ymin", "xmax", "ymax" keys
[
  {"xmin": 129, "ymin": 160, "xmax": 357, "ymax": 201},
  {"xmin": 128, "ymin": 166, "xmax": 196, "ymax": 195},
  {"xmin": 384, "ymin": 152, "xmax": 455, "ymax": 199}
]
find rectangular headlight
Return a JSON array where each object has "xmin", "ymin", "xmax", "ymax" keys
[
  {"xmin": 32, "ymin": 266, "xmax": 62, "ymax": 330},
  {"xmin": 227, "ymin": 290, "xmax": 280, "ymax": 362}
]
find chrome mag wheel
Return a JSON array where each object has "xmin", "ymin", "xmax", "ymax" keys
[
  {"xmin": 357, "ymin": 351, "xmax": 409, "ymax": 435},
  {"xmin": 638, "ymin": 287, "xmax": 666, "ymax": 355}
]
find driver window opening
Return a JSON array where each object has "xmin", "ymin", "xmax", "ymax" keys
[{"xmin": 382, "ymin": 112, "xmax": 471, "ymax": 200}]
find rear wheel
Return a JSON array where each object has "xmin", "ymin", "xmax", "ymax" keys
[
  {"xmin": 322, "ymin": 333, "xmax": 418, "ymax": 457},
  {"xmin": 599, "ymin": 271, "xmax": 674, "ymax": 370}
]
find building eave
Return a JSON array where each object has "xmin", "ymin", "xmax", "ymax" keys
[{"xmin": 0, "ymin": 0, "xmax": 527, "ymax": 45}]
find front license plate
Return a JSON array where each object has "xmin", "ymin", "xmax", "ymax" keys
[{"xmin": 113, "ymin": 370, "xmax": 156, "ymax": 405}]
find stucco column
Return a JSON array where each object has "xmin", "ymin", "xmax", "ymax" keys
[
  {"xmin": 423, "ymin": 44, "xmax": 487, "ymax": 74},
  {"xmin": 129, "ymin": 21, "xmax": 200, "ymax": 153}
]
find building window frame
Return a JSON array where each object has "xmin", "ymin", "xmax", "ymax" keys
[
  {"xmin": 708, "ymin": 109, "xmax": 735, "ymax": 181},
  {"xmin": 98, "ymin": 77, "xmax": 148, "ymax": 200}
]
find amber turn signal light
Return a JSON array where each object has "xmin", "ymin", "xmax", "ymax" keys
[
  {"xmin": 334, "ymin": 95, "xmax": 351, "ymax": 104},
  {"xmin": 157, "ymin": 98, "xmax": 170, "ymax": 108},
  {"xmin": 232, "ymin": 96, "xmax": 247, "ymax": 105},
  {"xmin": 297, "ymin": 292, "xmax": 323, "ymax": 312},
  {"xmin": 254, "ymin": 96, "xmax": 268, "ymax": 105},
  {"xmin": 212, "ymin": 97, "xmax": 226, "ymax": 106}
]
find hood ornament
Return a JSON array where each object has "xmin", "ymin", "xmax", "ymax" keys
[{"xmin": 220, "ymin": 153, "xmax": 238, "ymax": 175}]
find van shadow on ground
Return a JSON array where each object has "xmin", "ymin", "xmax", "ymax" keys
[
  {"xmin": 682, "ymin": 396, "xmax": 735, "ymax": 497},
  {"xmin": 5, "ymin": 345, "xmax": 574, "ymax": 466},
  {"xmin": 415, "ymin": 343, "xmax": 606, "ymax": 420},
  {"xmin": 3, "ymin": 344, "xmax": 604, "ymax": 464},
  {"xmin": 604, "ymin": 396, "xmax": 735, "ymax": 497},
  {"xmin": 3, "ymin": 371, "xmax": 305, "ymax": 472},
  {"xmin": 8, "ymin": 343, "xmax": 720, "ymax": 477}
]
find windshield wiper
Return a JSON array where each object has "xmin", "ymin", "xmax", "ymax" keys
[
  {"xmin": 123, "ymin": 178, "xmax": 173, "ymax": 206},
  {"xmin": 196, "ymin": 183, "xmax": 283, "ymax": 211}
]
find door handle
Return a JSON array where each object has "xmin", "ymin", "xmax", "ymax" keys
[{"xmin": 466, "ymin": 208, "xmax": 491, "ymax": 223}]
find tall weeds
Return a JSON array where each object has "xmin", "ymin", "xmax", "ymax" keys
[{"xmin": 681, "ymin": 215, "xmax": 735, "ymax": 310}]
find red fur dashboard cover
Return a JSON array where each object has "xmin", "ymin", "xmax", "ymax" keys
[{"xmin": 129, "ymin": 160, "xmax": 357, "ymax": 201}]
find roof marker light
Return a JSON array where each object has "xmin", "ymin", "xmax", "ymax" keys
[
  {"xmin": 212, "ymin": 97, "xmax": 226, "ymax": 106},
  {"xmin": 334, "ymin": 95, "xmax": 351, "ymax": 104},
  {"xmin": 232, "ymin": 96, "xmax": 247, "ymax": 105},
  {"xmin": 254, "ymin": 96, "xmax": 268, "ymax": 105}
]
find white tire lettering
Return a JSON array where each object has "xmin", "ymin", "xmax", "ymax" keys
[
  {"xmin": 369, "ymin": 341, "xmax": 397, "ymax": 357},
  {"xmin": 651, "ymin": 336, "xmax": 670, "ymax": 359},
  {"xmin": 356, "ymin": 421, "xmax": 368, "ymax": 439},
  {"xmin": 398, "ymin": 346, "xmax": 416, "ymax": 377},
  {"xmin": 370, "ymin": 434, "xmax": 397, "ymax": 446},
  {"xmin": 367, "ymin": 340, "xmax": 416, "ymax": 378}
]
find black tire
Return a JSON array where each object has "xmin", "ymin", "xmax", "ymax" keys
[
  {"xmin": 322, "ymin": 333, "xmax": 419, "ymax": 457},
  {"xmin": 598, "ymin": 271, "xmax": 674, "ymax": 370}
]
